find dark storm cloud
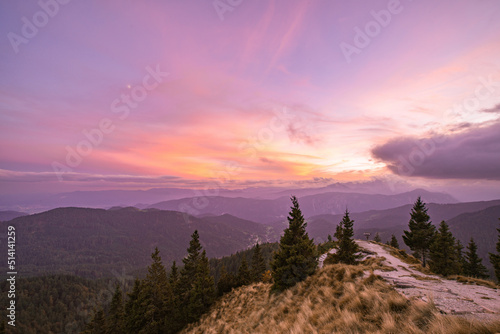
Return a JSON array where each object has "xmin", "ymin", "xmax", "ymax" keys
[{"xmin": 372, "ymin": 122, "xmax": 500, "ymax": 180}]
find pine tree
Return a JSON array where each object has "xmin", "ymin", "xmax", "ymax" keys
[
  {"xmin": 374, "ymin": 232, "xmax": 381, "ymax": 243},
  {"xmin": 106, "ymin": 285, "xmax": 125, "ymax": 334},
  {"xmin": 390, "ymin": 234, "xmax": 399, "ymax": 249},
  {"xmin": 250, "ymin": 243, "xmax": 267, "ymax": 282},
  {"xmin": 489, "ymin": 223, "xmax": 500, "ymax": 282},
  {"xmin": 333, "ymin": 210, "xmax": 361, "ymax": 265},
  {"xmin": 334, "ymin": 219, "xmax": 343, "ymax": 242},
  {"xmin": 186, "ymin": 250, "xmax": 215, "ymax": 323},
  {"xmin": 177, "ymin": 230, "xmax": 203, "ymax": 323},
  {"xmin": 83, "ymin": 308, "xmax": 106, "ymax": 334},
  {"xmin": 455, "ymin": 239, "xmax": 466, "ymax": 274},
  {"xmin": 429, "ymin": 221, "xmax": 460, "ymax": 276},
  {"xmin": 168, "ymin": 260, "xmax": 181, "ymax": 332},
  {"xmin": 217, "ymin": 265, "xmax": 236, "ymax": 296},
  {"xmin": 464, "ymin": 238, "xmax": 489, "ymax": 279},
  {"xmin": 179, "ymin": 231, "xmax": 203, "ymax": 291},
  {"xmin": 236, "ymin": 257, "xmax": 251, "ymax": 286},
  {"xmin": 124, "ymin": 279, "xmax": 146, "ymax": 333},
  {"xmin": 169, "ymin": 261, "xmax": 179, "ymax": 287},
  {"xmin": 271, "ymin": 196, "xmax": 317, "ymax": 291},
  {"xmin": 140, "ymin": 247, "xmax": 174, "ymax": 333},
  {"xmin": 402, "ymin": 197, "xmax": 435, "ymax": 267},
  {"xmin": 176, "ymin": 231, "xmax": 216, "ymax": 327}
]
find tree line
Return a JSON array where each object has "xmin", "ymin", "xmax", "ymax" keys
[
  {"xmin": 402, "ymin": 196, "xmax": 500, "ymax": 280},
  {"xmin": 82, "ymin": 230, "xmax": 271, "ymax": 333},
  {"xmin": 81, "ymin": 195, "xmax": 500, "ymax": 333}
]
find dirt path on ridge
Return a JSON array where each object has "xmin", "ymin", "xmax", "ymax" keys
[{"xmin": 355, "ymin": 240, "xmax": 500, "ymax": 322}]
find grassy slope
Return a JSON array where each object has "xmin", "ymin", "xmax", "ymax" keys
[{"xmin": 182, "ymin": 263, "xmax": 500, "ymax": 334}]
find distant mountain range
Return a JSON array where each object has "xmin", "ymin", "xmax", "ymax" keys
[
  {"xmin": 0, "ymin": 182, "xmax": 452, "ymax": 214},
  {"xmin": 0, "ymin": 210, "xmax": 27, "ymax": 222},
  {"xmin": 148, "ymin": 189, "xmax": 457, "ymax": 226},
  {"xmin": 1, "ymin": 190, "xmax": 498, "ymax": 279},
  {"xmin": 307, "ymin": 199, "xmax": 500, "ymax": 241}
]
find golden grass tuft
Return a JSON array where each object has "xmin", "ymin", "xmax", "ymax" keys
[
  {"xmin": 181, "ymin": 263, "xmax": 500, "ymax": 334},
  {"xmin": 410, "ymin": 273, "xmax": 442, "ymax": 282},
  {"xmin": 448, "ymin": 275, "xmax": 499, "ymax": 289},
  {"xmin": 382, "ymin": 244, "xmax": 422, "ymax": 265},
  {"xmin": 362, "ymin": 256, "xmax": 397, "ymax": 272},
  {"xmin": 410, "ymin": 263, "xmax": 434, "ymax": 275}
]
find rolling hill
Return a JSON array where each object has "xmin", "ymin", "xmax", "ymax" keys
[
  {"xmin": 0, "ymin": 207, "xmax": 278, "ymax": 279},
  {"xmin": 0, "ymin": 210, "xmax": 27, "ymax": 222},
  {"xmin": 306, "ymin": 199, "xmax": 500, "ymax": 242}
]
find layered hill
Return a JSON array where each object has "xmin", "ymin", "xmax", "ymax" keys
[
  {"xmin": 149, "ymin": 189, "xmax": 457, "ymax": 225},
  {"xmin": 0, "ymin": 207, "xmax": 278, "ymax": 278},
  {"xmin": 306, "ymin": 199, "xmax": 500, "ymax": 241},
  {"xmin": 303, "ymin": 202, "xmax": 500, "ymax": 276},
  {"xmin": 0, "ymin": 210, "xmax": 27, "ymax": 222}
]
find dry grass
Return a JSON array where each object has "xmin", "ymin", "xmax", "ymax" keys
[
  {"xmin": 448, "ymin": 275, "xmax": 499, "ymax": 289},
  {"xmin": 409, "ymin": 264, "xmax": 434, "ymax": 275},
  {"xmin": 361, "ymin": 256, "xmax": 396, "ymax": 272},
  {"xmin": 410, "ymin": 274, "xmax": 442, "ymax": 282},
  {"xmin": 382, "ymin": 244, "xmax": 421, "ymax": 265},
  {"xmin": 181, "ymin": 263, "xmax": 500, "ymax": 334}
]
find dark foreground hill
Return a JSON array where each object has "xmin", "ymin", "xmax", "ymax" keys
[
  {"xmin": 182, "ymin": 263, "xmax": 500, "ymax": 333},
  {"xmin": 0, "ymin": 207, "xmax": 278, "ymax": 278}
]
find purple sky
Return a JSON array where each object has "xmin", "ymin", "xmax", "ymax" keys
[{"xmin": 1, "ymin": 0, "xmax": 500, "ymax": 200}]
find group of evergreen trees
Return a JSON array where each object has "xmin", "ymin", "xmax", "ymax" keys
[
  {"xmin": 83, "ymin": 230, "xmax": 271, "ymax": 333},
  {"xmin": 81, "ymin": 195, "xmax": 500, "ymax": 333},
  {"xmin": 403, "ymin": 197, "xmax": 493, "ymax": 279},
  {"xmin": 84, "ymin": 230, "xmax": 216, "ymax": 333},
  {"xmin": 489, "ymin": 223, "xmax": 500, "ymax": 281},
  {"xmin": 270, "ymin": 196, "xmax": 367, "ymax": 294},
  {"xmin": 216, "ymin": 242, "xmax": 268, "ymax": 296}
]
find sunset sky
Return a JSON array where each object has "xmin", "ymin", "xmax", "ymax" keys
[{"xmin": 1, "ymin": 0, "xmax": 500, "ymax": 199}]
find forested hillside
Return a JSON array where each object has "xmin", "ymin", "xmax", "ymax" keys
[
  {"xmin": 0, "ymin": 207, "xmax": 277, "ymax": 278},
  {"xmin": 0, "ymin": 275, "xmax": 106, "ymax": 333}
]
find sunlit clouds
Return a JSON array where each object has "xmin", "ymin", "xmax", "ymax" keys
[{"xmin": 1, "ymin": 0, "xmax": 500, "ymax": 195}]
